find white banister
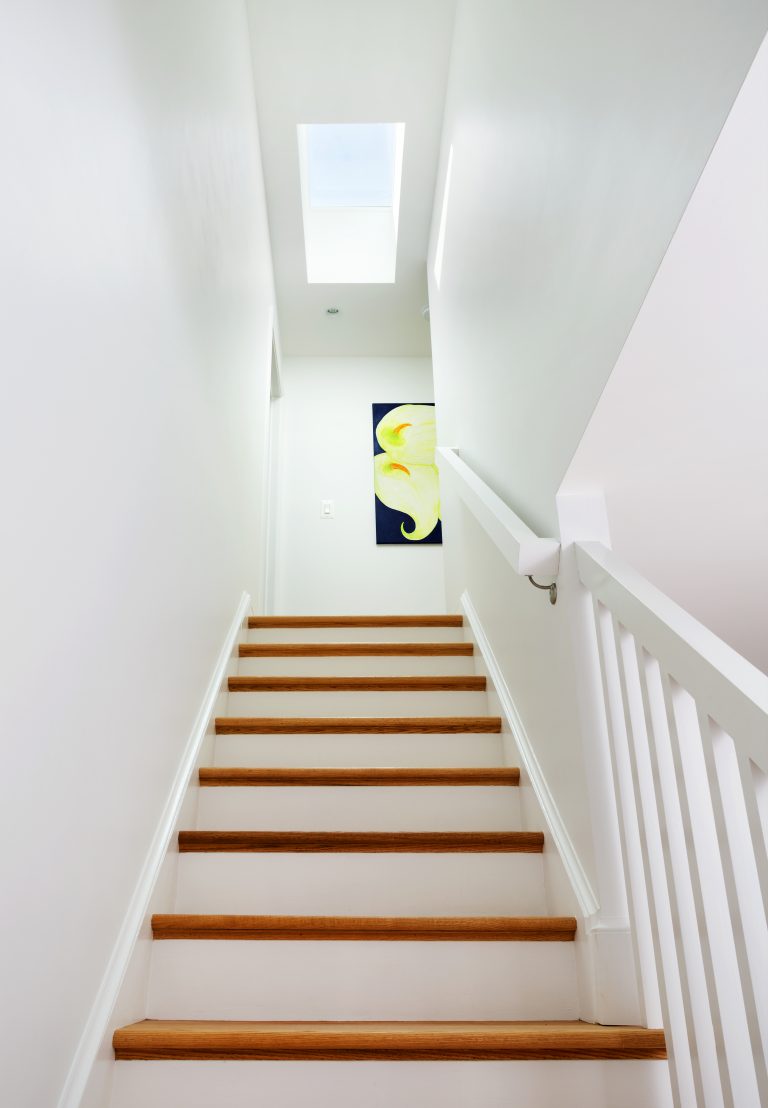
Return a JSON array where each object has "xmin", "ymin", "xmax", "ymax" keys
[
  {"xmin": 576, "ymin": 539, "xmax": 768, "ymax": 1108},
  {"xmin": 436, "ymin": 446, "xmax": 560, "ymax": 577}
]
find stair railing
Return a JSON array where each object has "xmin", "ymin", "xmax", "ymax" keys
[
  {"xmin": 436, "ymin": 447, "xmax": 561, "ymax": 599},
  {"xmin": 576, "ymin": 539, "xmax": 768, "ymax": 1108}
]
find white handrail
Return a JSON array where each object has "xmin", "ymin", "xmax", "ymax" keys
[
  {"xmin": 436, "ymin": 446, "xmax": 560, "ymax": 577},
  {"xmin": 577, "ymin": 541, "xmax": 768, "ymax": 765},
  {"xmin": 576, "ymin": 538, "xmax": 768, "ymax": 1107}
]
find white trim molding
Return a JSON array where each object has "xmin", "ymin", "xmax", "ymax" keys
[{"xmin": 56, "ymin": 592, "xmax": 252, "ymax": 1108}]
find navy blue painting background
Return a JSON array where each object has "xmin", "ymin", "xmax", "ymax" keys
[{"xmin": 372, "ymin": 402, "xmax": 442, "ymax": 545}]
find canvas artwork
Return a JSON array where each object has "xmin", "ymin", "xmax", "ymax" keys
[{"xmin": 372, "ymin": 402, "xmax": 442, "ymax": 545}]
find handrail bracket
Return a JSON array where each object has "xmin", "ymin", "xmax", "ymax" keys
[{"xmin": 527, "ymin": 576, "xmax": 558, "ymax": 605}]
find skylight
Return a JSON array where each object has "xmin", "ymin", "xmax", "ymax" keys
[
  {"xmin": 298, "ymin": 122, "xmax": 405, "ymax": 284},
  {"xmin": 308, "ymin": 124, "xmax": 397, "ymax": 208}
]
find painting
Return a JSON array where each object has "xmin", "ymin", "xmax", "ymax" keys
[{"xmin": 372, "ymin": 402, "xmax": 442, "ymax": 544}]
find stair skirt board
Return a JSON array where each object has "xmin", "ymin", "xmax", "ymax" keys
[
  {"xmin": 145, "ymin": 943, "xmax": 580, "ymax": 1020},
  {"xmin": 212, "ymin": 732, "xmax": 505, "ymax": 768},
  {"xmin": 110, "ymin": 1058, "xmax": 674, "ymax": 1108},
  {"xmin": 194, "ymin": 785, "xmax": 522, "ymax": 831},
  {"xmin": 173, "ymin": 853, "xmax": 549, "ymax": 916}
]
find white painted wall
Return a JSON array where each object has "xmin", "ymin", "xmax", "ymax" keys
[
  {"xmin": 273, "ymin": 358, "xmax": 446, "ymax": 614},
  {"xmin": 563, "ymin": 33, "xmax": 768, "ymax": 675},
  {"xmin": 0, "ymin": 3, "xmax": 275, "ymax": 1106},
  {"xmin": 428, "ymin": 0, "xmax": 768, "ymax": 939},
  {"xmin": 429, "ymin": 0, "xmax": 767, "ymax": 537}
]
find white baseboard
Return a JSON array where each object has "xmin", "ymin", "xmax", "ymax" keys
[{"xmin": 56, "ymin": 592, "xmax": 252, "ymax": 1108}]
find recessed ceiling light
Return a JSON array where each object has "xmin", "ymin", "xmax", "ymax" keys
[{"xmin": 326, "ymin": 307, "xmax": 340, "ymax": 315}]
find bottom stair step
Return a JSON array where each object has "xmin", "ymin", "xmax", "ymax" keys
[{"xmin": 113, "ymin": 1020, "xmax": 666, "ymax": 1061}]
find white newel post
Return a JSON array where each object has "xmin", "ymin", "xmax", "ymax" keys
[{"xmin": 556, "ymin": 492, "xmax": 653, "ymax": 1026}]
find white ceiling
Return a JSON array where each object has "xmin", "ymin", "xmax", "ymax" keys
[{"xmin": 246, "ymin": 0, "xmax": 456, "ymax": 356}]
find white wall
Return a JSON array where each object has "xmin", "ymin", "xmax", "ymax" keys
[
  {"xmin": 428, "ymin": 0, "xmax": 768, "ymax": 936},
  {"xmin": 429, "ymin": 0, "xmax": 767, "ymax": 538},
  {"xmin": 273, "ymin": 358, "xmax": 446, "ymax": 614},
  {"xmin": 0, "ymin": 3, "xmax": 275, "ymax": 1106},
  {"xmin": 563, "ymin": 34, "xmax": 768, "ymax": 675}
]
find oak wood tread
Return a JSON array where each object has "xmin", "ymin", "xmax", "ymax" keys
[
  {"xmin": 215, "ymin": 716, "xmax": 502, "ymax": 734},
  {"xmin": 248, "ymin": 615, "xmax": 463, "ymax": 628},
  {"xmin": 240, "ymin": 642, "xmax": 474, "ymax": 657},
  {"xmin": 151, "ymin": 914, "xmax": 576, "ymax": 941},
  {"xmin": 177, "ymin": 831, "xmax": 544, "ymax": 853},
  {"xmin": 113, "ymin": 1020, "xmax": 667, "ymax": 1061},
  {"xmin": 198, "ymin": 767, "xmax": 520, "ymax": 786},
  {"xmin": 228, "ymin": 675, "xmax": 486, "ymax": 692}
]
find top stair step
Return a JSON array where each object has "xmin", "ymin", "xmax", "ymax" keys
[{"xmin": 248, "ymin": 616, "xmax": 463, "ymax": 629}]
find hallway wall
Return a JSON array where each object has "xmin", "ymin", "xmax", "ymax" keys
[
  {"xmin": 273, "ymin": 357, "xmax": 446, "ymax": 614},
  {"xmin": 429, "ymin": 0, "xmax": 767, "ymax": 538},
  {"xmin": 428, "ymin": 0, "xmax": 768, "ymax": 917},
  {"xmin": 562, "ymin": 32, "xmax": 768, "ymax": 676},
  {"xmin": 0, "ymin": 3, "xmax": 276, "ymax": 1105}
]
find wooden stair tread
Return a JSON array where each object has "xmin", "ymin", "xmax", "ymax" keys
[
  {"xmin": 114, "ymin": 1019, "xmax": 666, "ymax": 1060},
  {"xmin": 198, "ymin": 767, "xmax": 520, "ymax": 786},
  {"xmin": 215, "ymin": 716, "xmax": 502, "ymax": 734},
  {"xmin": 178, "ymin": 831, "xmax": 543, "ymax": 853},
  {"xmin": 248, "ymin": 616, "xmax": 463, "ymax": 628},
  {"xmin": 151, "ymin": 914, "xmax": 576, "ymax": 941},
  {"xmin": 228, "ymin": 675, "xmax": 486, "ymax": 692},
  {"xmin": 240, "ymin": 642, "xmax": 474, "ymax": 657}
]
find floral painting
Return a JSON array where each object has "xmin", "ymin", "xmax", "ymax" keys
[{"xmin": 372, "ymin": 402, "xmax": 442, "ymax": 544}]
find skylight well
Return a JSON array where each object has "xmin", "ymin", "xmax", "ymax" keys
[{"xmin": 298, "ymin": 122, "xmax": 405, "ymax": 284}]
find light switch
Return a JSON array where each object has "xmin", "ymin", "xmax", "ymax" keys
[{"xmin": 321, "ymin": 499, "xmax": 334, "ymax": 518}]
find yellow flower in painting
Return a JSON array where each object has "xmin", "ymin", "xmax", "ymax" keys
[
  {"xmin": 375, "ymin": 404, "xmax": 437, "ymax": 466},
  {"xmin": 374, "ymin": 404, "xmax": 440, "ymax": 541}
]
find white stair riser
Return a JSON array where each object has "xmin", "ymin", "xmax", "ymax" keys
[
  {"xmin": 174, "ymin": 854, "xmax": 547, "ymax": 916},
  {"xmin": 213, "ymin": 733, "xmax": 504, "ymax": 768},
  {"xmin": 225, "ymin": 689, "xmax": 488, "ymax": 716},
  {"xmin": 195, "ymin": 786, "xmax": 521, "ymax": 831},
  {"xmin": 246, "ymin": 627, "xmax": 464, "ymax": 643},
  {"xmin": 147, "ymin": 940, "xmax": 578, "ymax": 1020},
  {"xmin": 238, "ymin": 655, "xmax": 477, "ymax": 677},
  {"xmin": 110, "ymin": 1059, "xmax": 674, "ymax": 1108}
]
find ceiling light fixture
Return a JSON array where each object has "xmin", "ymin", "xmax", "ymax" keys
[{"xmin": 326, "ymin": 307, "xmax": 340, "ymax": 315}]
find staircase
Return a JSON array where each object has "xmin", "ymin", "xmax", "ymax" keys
[{"xmin": 110, "ymin": 614, "xmax": 669, "ymax": 1108}]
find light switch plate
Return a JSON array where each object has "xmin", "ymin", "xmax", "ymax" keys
[{"xmin": 321, "ymin": 499, "xmax": 334, "ymax": 518}]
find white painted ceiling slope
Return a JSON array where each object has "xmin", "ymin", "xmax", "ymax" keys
[{"xmin": 246, "ymin": 0, "xmax": 456, "ymax": 356}]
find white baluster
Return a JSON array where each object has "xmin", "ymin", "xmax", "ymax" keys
[
  {"xmin": 611, "ymin": 614, "xmax": 693, "ymax": 1106},
  {"xmin": 705, "ymin": 723, "xmax": 768, "ymax": 1103},
  {"xmin": 635, "ymin": 652, "xmax": 711, "ymax": 1108}
]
